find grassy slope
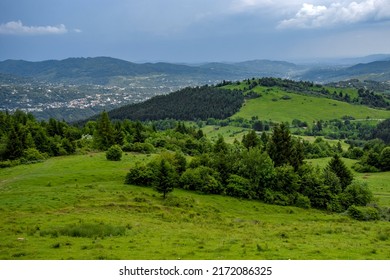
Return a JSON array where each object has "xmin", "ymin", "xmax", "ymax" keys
[
  {"xmin": 232, "ymin": 87, "xmax": 390, "ymax": 123},
  {"xmin": 1, "ymin": 153, "xmax": 389, "ymax": 260},
  {"xmin": 201, "ymin": 125, "xmax": 248, "ymax": 143}
]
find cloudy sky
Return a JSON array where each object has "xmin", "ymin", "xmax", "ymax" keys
[{"xmin": 1, "ymin": 0, "xmax": 390, "ymax": 62}]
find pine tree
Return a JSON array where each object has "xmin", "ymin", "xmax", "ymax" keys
[
  {"xmin": 133, "ymin": 121, "xmax": 145, "ymax": 143},
  {"xmin": 325, "ymin": 154, "xmax": 353, "ymax": 190},
  {"xmin": 290, "ymin": 138, "xmax": 304, "ymax": 171},
  {"xmin": 5, "ymin": 125, "xmax": 23, "ymax": 160},
  {"xmin": 267, "ymin": 123, "xmax": 293, "ymax": 167},
  {"xmin": 94, "ymin": 111, "xmax": 114, "ymax": 150},
  {"xmin": 214, "ymin": 135, "xmax": 228, "ymax": 154},
  {"xmin": 242, "ymin": 130, "xmax": 261, "ymax": 150},
  {"xmin": 155, "ymin": 159, "xmax": 175, "ymax": 199}
]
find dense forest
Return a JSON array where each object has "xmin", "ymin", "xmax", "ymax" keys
[{"xmin": 107, "ymin": 86, "xmax": 244, "ymax": 121}]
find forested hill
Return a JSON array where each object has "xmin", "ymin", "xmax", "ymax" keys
[
  {"xmin": 106, "ymin": 86, "xmax": 244, "ymax": 121},
  {"xmin": 96, "ymin": 77, "xmax": 389, "ymax": 123},
  {"xmin": 0, "ymin": 57, "xmax": 301, "ymax": 84},
  {"xmin": 0, "ymin": 57, "xmax": 202, "ymax": 84}
]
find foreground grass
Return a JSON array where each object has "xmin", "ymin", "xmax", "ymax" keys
[{"xmin": 0, "ymin": 153, "xmax": 389, "ymax": 260}]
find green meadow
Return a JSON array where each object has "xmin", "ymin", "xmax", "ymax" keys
[
  {"xmin": 232, "ymin": 87, "xmax": 390, "ymax": 123},
  {"xmin": 1, "ymin": 153, "xmax": 389, "ymax": 260}
]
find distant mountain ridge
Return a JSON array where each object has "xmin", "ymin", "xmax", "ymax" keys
[
  {"xmin": 1, "ymin": 56, "xmax": 390, "ymax": 85},
  {"xmin": 301, "ymin": 60, "xmax": 390, "ymax": 82},
  {"xmin": 0, "ymin": 57, "xmax": 307, "ymax": 85},
  {"xmin": 0, "ymin": 57, "xmax": 205, "ymax": 84}
]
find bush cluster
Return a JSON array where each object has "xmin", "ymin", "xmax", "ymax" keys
[{"xmin": 125, "ymin": 125, "xmax": 373, "ymax": 215}]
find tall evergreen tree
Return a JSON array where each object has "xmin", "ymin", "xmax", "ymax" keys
[
  {"xmin": 242, "ymin": 130, "xmax": 261, "ymax": 150},
  {"xmin": 267, "ymin": 123, "xmax": 293, "ymax": 167},
  {"xmin": 155, "ymin": 159, "xmax": 175, "ymax": 199},
  {"xmin": 214, "ymin": 135, "xmax": 228, "ymax": 154},
  {"xmin": 325, "ymin": 154, "xmax": 353, "ymax": 190},
  {"xmin": 133, "ymin": 121, "xmax": 145, "ymax": 143},
  {"xmin": 4, "ymin": 125, "xmax": 23, "ymax": 160},
  {"xmin": 94, "ymin": 111, "xmax": 114, "ymax": 150},
  {"xmin": 290, "ymin": 138, "xmax": 305, "ymax": 171}
]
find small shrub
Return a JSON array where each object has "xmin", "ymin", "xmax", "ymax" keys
[
  {"xmin": 348, "ymin": 205, "xmax": 380, "ymax": 221},
  {"xmin": 263, "ymin": 188, "xmax": 274, "ymax": 204},
  {"xmin": 305, "ymin": 185, "xmax": 334, "ymax": 210},
  {"xmin": 21, "ymin": 148, "xmax": 46, "ymax": 163},
  {"xmin": 0, "ymin": 160, "xmax": 18, "ymax": 168},
  {"xmin": 377, "ymin": 231, "xmax": 389, "ymax": 241},
  {"xmin": 125, "ymin": 164, "xmax": 156, "ymax": 186},
  {"xmin": 263, "ymin": 189, "xmax": 291, "ymax": 206},
  {"xmin": 180, "ymin": 166, "xmax": 223, "ymax": 194},
  {"xmin": 226, "ymin": 175, "xmax": 255, "ymax": 199},
  {"xmin": 41, "ymin": 223, "xmax": 126, "ymax": 238},
  {"xmin": 106, "ymin": 145, "xmax": 122, "ymax": 161},
  {"xmin": 51, "ymin": 243, "xmax": 61, "ymax": 249},
  {"xmin": 122, "ymin": 142, "xmax": 155, "ymax": 154},
  {"xmin": 295, "ymin": 194, "xmax": 311, "ymax": 209},
  {"xmin": 352, "ymin": 163, "xmax": 380, "ymax": 173},
  {"xmin": 326, "ymin": 196, "xmax": 345, "ymax": 213},
  {"xmin": 340, "ymin": 181, "xmax": 373, "ymax": 208}
]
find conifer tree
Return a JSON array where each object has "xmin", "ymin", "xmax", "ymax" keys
[
  {"xmin": 267, "ymin": 123, "xmax": 293, "ymax": 167},
  {"xmin": 325, "ymin": 154, "xmax": 353, "ymax": 190},
  {"xmin": 5, "ymin": 125, "xmax": 23, "ymax": 160},
  {"xmin": 94, "ymin": 111, "xmax": 114, "ymax": 150},
  {"xmin": 242, "ymin": 130, "xmax": 261, "ymax": 150},
  {"xmin": 133, "ymin": 121, "xmax": 145, "ymax": 143},
  {"xmin": 290, "ymin": 139, "xmax": 305, "ymax": 171},
  {"xmin": 214, "ymin": 135, "xmax": 228, "ymax": 154},
  {"xmin": 155, "ymin": 159, "xmax": 175, "ymax": 199}
]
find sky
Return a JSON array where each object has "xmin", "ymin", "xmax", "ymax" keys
[{"xmin": 1, "ymin": 0, "xmax": 390, "ymax": 63}]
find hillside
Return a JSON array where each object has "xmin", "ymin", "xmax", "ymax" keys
[
  {"xmin": 106, "ymin": 86, "xmax": 244, "ymax": 121},
  {"xmin": 232, "ymin": 86, "xmax": 390, "ymax": 124},
  {"xmin": 0, "ymin": 153, "xmax": 389, "ymax": 260},
  {"xmin": 100, "ymin": 77, "xmax": 390, "ymax": 125}
]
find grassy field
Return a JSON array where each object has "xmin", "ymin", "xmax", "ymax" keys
[
  {"xmin": 201, "ymin": 125, "xmax": 249, "ymax": 143},
  {"xmin": 1, "ymin": 153, "xmax": 389, "ymax": 260},
  {"xmin": 233, "ymin": 87, "xmax": 390, "ymax": 123}
]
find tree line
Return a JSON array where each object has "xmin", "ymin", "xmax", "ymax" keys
[{"xmin": 125, "ymin": 123, "xmax": 381, "ymax": 220}]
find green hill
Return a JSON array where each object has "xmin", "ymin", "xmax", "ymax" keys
[
  {"xmin": 232, "ymin": 86, "xmax": 390, "ymax": 124},
  {"xmin": 0, "ymin": 153, "xmax": 389, "ymax": 260}
]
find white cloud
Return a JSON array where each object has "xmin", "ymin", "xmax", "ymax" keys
[
  {"xmin": 278, "ymin": 0, "xmax": 390, "ymax": 29},
  {"xmin": 0, "ymin": 20, "xmax": 68, "ymax": 35}
]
